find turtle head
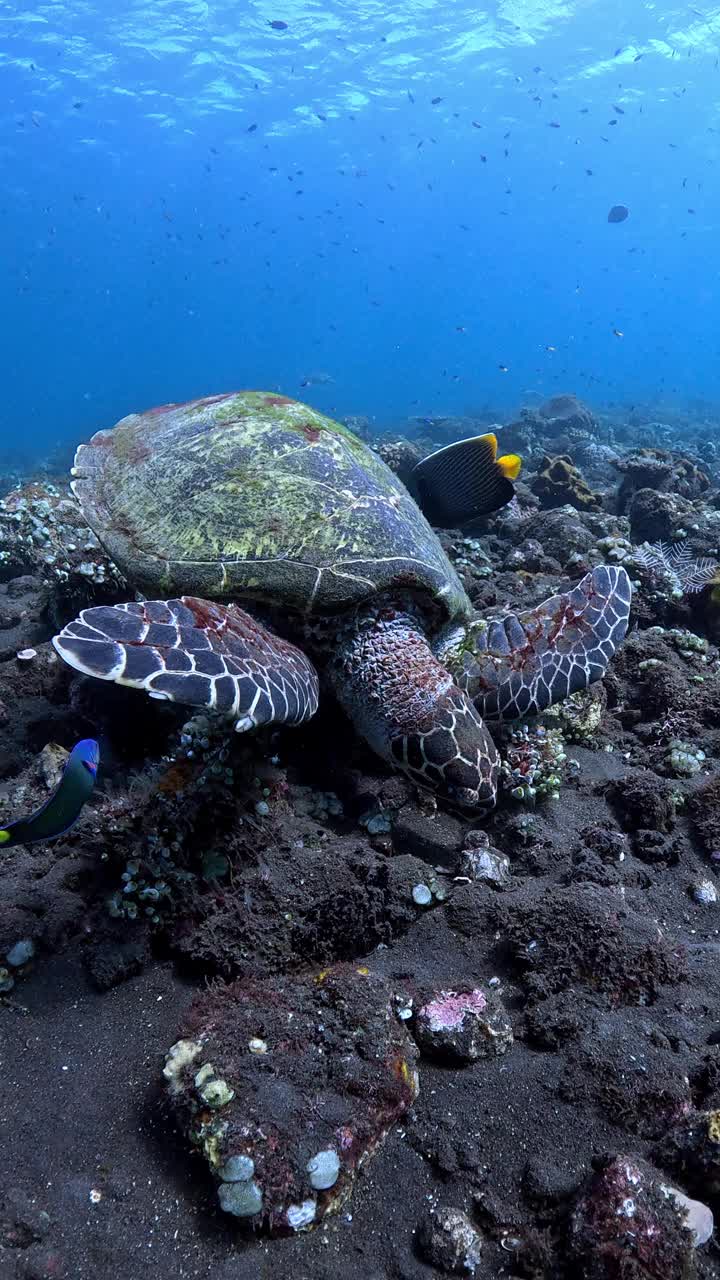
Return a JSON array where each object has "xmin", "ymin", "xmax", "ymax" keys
[
  {"xmin": 389, "ymin": 685, "xmax": 500, "ymax": 811},
  {"xmin": 327, "ymin": 608, "xmax": 500, "ymax": 812}
]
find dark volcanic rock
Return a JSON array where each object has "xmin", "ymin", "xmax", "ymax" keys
[
  {"xmin": 608, "ymin": 770, "xmax": 677, "ymax": 836},
  {"xmin": 689, "ymin": 776, "xmax": 720, "ymax": 856},
  {"xmin": 494, "ymin": 882, "xmax": 686, "ymax": 1006},
  {"xmin": 654, "ymin": 1108, "xmax": 720, "ymax": 1198},
  {"xmin": 628, "ymin": 487, "xmax": 698, "ymax": 543},
  {"xmin": 417, "ymin": 1205, "xmax": 483, "ymax": 1274},
  {"xmin": 0, "ymin": 576, "xmax": 49, "ymax": 660}
]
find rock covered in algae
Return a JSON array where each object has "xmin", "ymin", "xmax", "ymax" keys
[
  {"xmin": 531, "ymin": 454, "xmax": 602, "ymax": 512},
  {"xmin": 569, "ymin": 1154, "xmax": 703, "ymax": 1278},
  {"xmin": 162, "ymin": 964, "xmax": 419, "ymax": 1235}
]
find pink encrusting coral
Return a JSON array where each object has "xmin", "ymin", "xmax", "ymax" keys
[
  {"xmin": 420, "ymin": 989, "xmax": 488, "ymax": 1032},
  {"xmin": 412, "ymin": 986, "xmax": 514, "ymax": 1064}
]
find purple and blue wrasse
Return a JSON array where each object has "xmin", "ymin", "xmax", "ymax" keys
[{"xmin": 0, "ymin": 739, "xmax": 99, "ymax": 848}]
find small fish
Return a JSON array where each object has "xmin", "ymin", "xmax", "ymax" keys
[
  {"xmin": 411, "ymin": 433, "xmax": 521, "ymax": 527},
  {"xmin": 431, "ymin": 96, "xmax": 443, "ymax": 105},
  {"xmin": 0, "ymin": 740, "xmax": 99, "ymax": 848},
  {"xmin": 299, "ymin": 371, "xmax": 334, "ymax": 387},
  {"xmin": 407, "ymin": 90, "xmax": 415, "ymax": 103},
  {"xmin": 247, "ymin": 123, "xmax": 258, "ymax": 132},
  {"xmin": 607, "ymin": 204, "xmax": 629, "ymax": 223},
  {"xmin": 471, "ymin": 120, "xmax": 483, "ymax": 128},
  {"xmin": 612, "ymin": 104, "xmax": 625, "ymax": 114},
  {"xmin": 548, "ymin": 121, "xmax": 561, "ymax": 128},
  {"xmin": 268, "ymin": 19, "xmax": 288, "ymax": 30},
  {"xmin": 498, "ymin": 364, "xmax": 509, "ymax": 372},
  {"xmin": 545, "ymin": 344, "xmax": 557, "ymax": 352},
  {"xmin": 613, "ymin": 328, "xmax": 624, "ymax": 337}
]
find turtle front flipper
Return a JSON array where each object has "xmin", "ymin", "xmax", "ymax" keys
[
  {"xmin": 53, "ymin": 597, "xmax": 319, "ymax": 730},
  {"xmin": 439, "ymin": 566, "xmax": 632, "ymax": 720}
]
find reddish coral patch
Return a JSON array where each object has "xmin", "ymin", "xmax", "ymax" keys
[
  {"xmin": 263, "ymin": 395, "xmax": 293, "ymax": 407},
  {"xmin": 300, "ymin": 422, "xmax": 321, "ymax": 442},
  {"xmin": 146, "ymin": 402, "xmax": 180, "ymax": 417},
  {"xmin": 157, "ymin": 760, "xmax": 197, "ymax": 795},
  {"xmin": 146, "ymin": 392, "xmax": 236, "ymax": 417}
]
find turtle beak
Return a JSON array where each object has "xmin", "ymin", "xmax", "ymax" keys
[{"xmin": 448, "ymin": 784, "xmax": 496, "ymax": 812}]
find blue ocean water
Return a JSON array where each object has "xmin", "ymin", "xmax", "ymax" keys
[{"xmin": 1, "ymin": 0, "xmax": 718, "ymax": 460}]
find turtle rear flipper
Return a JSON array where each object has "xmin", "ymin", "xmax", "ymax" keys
[
  {"xmin": 445, "ymin": 566, "xmax": 632, "ymax": 720},
  {"xmin": 52, "ymin": 597, "xmax": 319, "ymax": 730}
]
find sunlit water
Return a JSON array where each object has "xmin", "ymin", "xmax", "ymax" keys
[{"xmin": 1, "ymin": 0, "xmax": 719, "ymax": 459}]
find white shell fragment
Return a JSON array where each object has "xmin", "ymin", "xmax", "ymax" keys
[{"xmin": 286, "ymin": 1199, "xmax": 317, "ymax": 1231}]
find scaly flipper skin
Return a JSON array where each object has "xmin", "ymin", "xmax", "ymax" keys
[
  {"xmin": 52, "ymin": 597, "xmax": 319, "ymax": 731},
  {"xmin": 438, "ymin": 565, "xmax": 632, "ymax": 721},
  {"xmin": 327, "ymin": 609, "xmax": 500, "ymax": 809}
]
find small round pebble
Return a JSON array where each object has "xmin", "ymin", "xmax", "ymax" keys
[
  {"xmin": 412, "ymin": 883, "xmax": 433, "ymax": 906},
  {"xmin": 218, "ymin": 1179, "xmax": 263, "ymax": 1218},
  {"xmin": 220, "ymin": 1155, "xmax": 255, "ymax": 1183},
  {"xmin": 307, "ymin": 1149, "xmax": 340, "ymax": 1191},
  {"xmin": 6, "ymin": 938, "xmax": 35, "ymax": 968}
]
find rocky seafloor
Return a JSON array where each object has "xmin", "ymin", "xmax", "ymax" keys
[{"xmin": 3, "ymin": 395, "xmax": 720, "ymax": 1279}]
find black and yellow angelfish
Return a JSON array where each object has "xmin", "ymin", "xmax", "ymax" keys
[
  {"xmin": 411, "ymin": 432, "xmax": 522, "ymax": 527},
  {"xmin": 0, "ymin": 739, "xmax": 99, "ymax": 848}
]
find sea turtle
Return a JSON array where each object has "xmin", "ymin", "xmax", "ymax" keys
[{"xmin": 52, "ymin": 391, "xmax": 631, "ymax": 810}]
